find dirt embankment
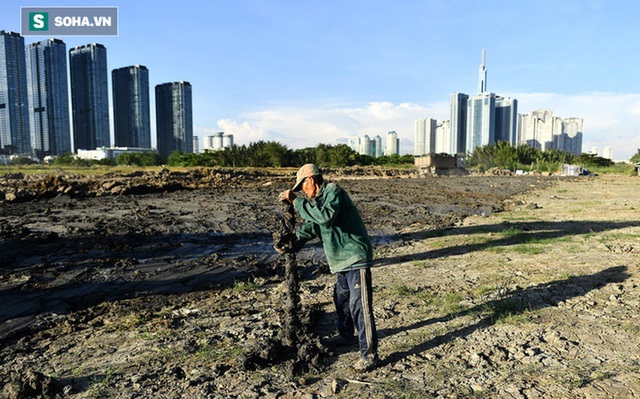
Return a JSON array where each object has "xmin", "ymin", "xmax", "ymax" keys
[{"xmin": 2, "ymin": 168, "xmax": 637, "ymax": 398}]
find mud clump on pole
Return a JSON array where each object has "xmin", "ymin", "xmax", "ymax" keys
[{"xmin": 237, "ymin": 200, "xmax": 326, "ymax": 374}]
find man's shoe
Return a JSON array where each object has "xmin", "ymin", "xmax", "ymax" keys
[{"xmin": 352, "ymin": 355, "xmax": 379, "ymax": 373}]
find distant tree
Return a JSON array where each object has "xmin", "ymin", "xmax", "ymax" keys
[
  {"xmin": 630, "ymin": 149, "xmax": 640, "ymax": 164},
  {"xmin": 314, "ymin": 144, "xmax": 332, "ymax": 168},
  {"xmin": 399, "ymin": 154, "xmax": 415, "ymax": 164},
  {"xmin": 115, "ymin": 152, "xmax": 162, "ymax": 167},
  {"xmin": 467, "ymin": 142, "xmax": 575, "ymax": 171},
  {"xmin": 53, "ymin": 153, "xmax": 94, "ymax": 167},
  {"xmin": 10, "ymin": 156, "xmax": 36, "ymax": 166},
  {"xmin": 328, "ymin": 144, "xmax": 355, "ymax": 168},
  {"xmin": 375, "ymin": 153, "xmax": 412, "ymax": 166},
  {"xmin": 577, "ymin": 153, "xmax": 614, "ymax": 168},
  {"xmin": 291, "ymin": 147, "xmax": 317, "ymax": 166},
  {"xmin": 167, "ymin": 151, "xmax": 198, "ymax": 167},
  {"xmin": 95, "ymin": 157, "xmax": 115, "ymax": 166},
  {"xmin": 493, "ymin": 141, "xmax": 518, "ymax": 170}
]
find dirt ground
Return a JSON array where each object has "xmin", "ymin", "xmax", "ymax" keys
[{"xmin": 0, "ymin": 168, "xmax": 638, "ymax": 398}]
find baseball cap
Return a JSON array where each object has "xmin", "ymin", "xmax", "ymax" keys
[{"xmin": 292, "ymin": 163, "xmax": 321, "ymax": 191}]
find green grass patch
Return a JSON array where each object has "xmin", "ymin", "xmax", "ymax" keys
[
  {"xmin": 232, "ymin": 279, "xmax": 263, "ymax": 292},
  {"xmin": 534, "ymin": 236, "xmax": 573, "ymax": 244},
  {"xmin": 437, "ymin": 292, "xmax": 465, "ymax": 314},
  {"xmin": 485, "ymin": 246, "xmax": 507, "ymax": 254},
  {"xmin": 511, "ymin": 245, "xmax": 545, "ymax": 255},
  {"xmin": 392, "ymin": 284, "xmax": 420, "ymax": 297},
  {"xmin": 599, "ymin": 232, "xmax": 640, "ymax": 241},
  {"xmin": 490, "ymin": 299, "xmax": 533, "ymax": 324},
  {"xmin": 620, "ymin": 322, "xmax": 640, "ymax": 334},
  {"xmin": 378, "ymin": 380, "xmax": 424, "ymax": 399},
  {"xmin": 497, "ymin": 226, "xmax": 524, "ymax": 236}
]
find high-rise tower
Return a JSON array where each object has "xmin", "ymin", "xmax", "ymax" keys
[
  {"xmin": 0, "ymin": 31, "xmax": 31, "ymax": 155},
  {"xmin": 69, "ymin": 43, "xmax": 110, "ymax": 151},
  {"xmin": 26, "ymin": 38, "xmax": 71, "ymax": 158},
  {"xmin": 112, "ymin": 65, "xmax": 151, "ymax": 148},
  {"xmin": 466, "ymin": 92, "xmax": 496, "ymax": 151},
  {"xmin": 449, "ymin": 92, "xmax": 469, "ymax": 154},
  {"xmin": 478, "ymin": 48, "xmax": 487, "ymax": 94},
  {"xmin": 385, "ymin": 131, "xmax": 399, "ymax": 156},
  {"xmin": 414, "ymin": 118, "xmax": 437, "ymax": 156},
  {"xmin": 155, "ymin": 81, "xmax": 193, "ymax": 159}
]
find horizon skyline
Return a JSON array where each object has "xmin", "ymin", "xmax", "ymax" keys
[{"xmin": 2, "ymin": 1, "xmax": 640, "ymax": 161}]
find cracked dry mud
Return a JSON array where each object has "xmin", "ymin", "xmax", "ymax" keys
[{"xmin": 0, "ymin": 168, "xmax": 639, "ymax": 398}]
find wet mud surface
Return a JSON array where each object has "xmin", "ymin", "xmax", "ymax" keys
[{"xmin": 5, "ymin": 168, "xmax": 613, "ymax": 398}]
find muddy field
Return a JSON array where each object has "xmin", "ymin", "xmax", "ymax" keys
[{"xmin": 0, "ymin": 168, "xmax": 638, "ymax": 398}]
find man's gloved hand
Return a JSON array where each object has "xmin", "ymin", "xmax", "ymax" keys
[
  {"xmin": 273, "ymin": 243, "xmax": 287, "ymax": 254},
  {"xmin": 279, "ymin": 189, "xmax": 296, "ymax": 203},
  {"xmin": 273, "ymin": 233, "xmax": 297, "ymax": 254}
]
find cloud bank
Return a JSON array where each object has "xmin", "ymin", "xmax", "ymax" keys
[{"xmin": 196, "ymin": 93, "xmax": 640, "ymax": 161}]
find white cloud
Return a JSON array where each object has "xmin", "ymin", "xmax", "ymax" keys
[
  {"xmin": 204, "ymin": 101, "xmax": 448, "ymax": 153},
  {"xmin": 195, "ymin": 93, "xmax": 640, "ymax": 161}
]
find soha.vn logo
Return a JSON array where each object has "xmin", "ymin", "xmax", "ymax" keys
[{"xmin": 29, "ymin": 12, "xmax": 48, "ymax": 31}]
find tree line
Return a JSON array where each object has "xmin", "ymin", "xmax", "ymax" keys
[
  {"xmin": 466, "ymin": 141, "xmax": 615, "ymax": 172},
  {"xmin": 165, "ymin": 142, "xmax": 413, "ymax": 168},
  {"xmin": 33, "ymin": 140, "xmax": 635, "ymax": 171}
]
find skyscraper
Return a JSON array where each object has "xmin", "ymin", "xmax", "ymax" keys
[
  {"xmin": 112, "ymin": 65, "xmax": 150, "ymax": 148},
  {"xmin": 69, "ymin": 43, "xmax": 110, "ymax": 151},
  {"xmin": 518, "ymin": 109, "xmax": 561, "ymax": 151},
  {"xmin": 155, "ymin": 81, "xmax": 193, "ymax": 159},
  {"xmin": 0, "ymin": 31, "xmax": 31, "ymax": 155},
  {"xmin": 561, "ymin": 117, "xmax": 583, "ymax": 156},
  {"xmin": 449, "ymin": 92, "xmax": 468, "ymax": 155},
  {"xmin": 373, "ymin": 135, "xmax": 382, "ymax": 157},
  {"xmin": 385, "ymin": 131, "xmax": 399, "ymax": 156},
  {"xmin": 26, "ymin": 38, "xmax": 71, "ymax": 158},
  {"xmin": 466, "ymin": 92, "xmax": 496, "ymax": 151},
  {"xmin": 414, "ymin": 118, "xmax": 436, "ymax": 156},
  {"xmin": 465, "ymin": 50, "xmax": 518, "ymax": 152},
  {"xmin": 435, "ymin": 120, "xmax": 451, "ymax": 154},
  {"xmin": 518, "ymin": 110, "xmax": 582, "ymax": 155},
  {"xmin": 358, "ymin": 134, "xmax": 371, "ymax": 156},
  {"xmin": 495, "ymin": 97, "xmax": 518, "ymax": 145}
]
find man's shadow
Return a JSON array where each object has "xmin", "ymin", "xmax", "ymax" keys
[
  {"xmin": 377, "ymin": 265, "xmax": 630, "ymax": 366},
  {"xmin": 373, "ymin": 220, "xmax": 640, "ymax": 267}
]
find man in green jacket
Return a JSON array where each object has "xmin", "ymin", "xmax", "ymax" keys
[{"xmin": 276, "ymin": 163, "xmax": 379, "ymax": 372}]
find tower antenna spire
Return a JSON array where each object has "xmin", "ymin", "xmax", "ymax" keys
[{"xmin": 478, "ymin": 48, "xmax": 487, "ymax": 93}]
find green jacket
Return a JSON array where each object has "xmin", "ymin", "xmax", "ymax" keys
[{"xmin": 293, "ymin": 182, "xmax": 373, "ymax": 274}]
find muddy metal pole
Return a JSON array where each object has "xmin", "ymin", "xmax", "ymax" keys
[
  {"xmin": 237, "ymin": 199, "xmax": 325, "ymax": 373},
  {"xmin": 279, "ymin": 200, "xmax": 302, "ymax": 348}
]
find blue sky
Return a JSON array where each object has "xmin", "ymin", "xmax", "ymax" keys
[{"xmin": 4, "ymin": 0, "xmax": 640, "ymax": 160}]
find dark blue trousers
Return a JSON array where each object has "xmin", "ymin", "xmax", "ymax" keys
[{"xmin": 334, "ymin": 268, "xmax": 378, "ymax": 359}]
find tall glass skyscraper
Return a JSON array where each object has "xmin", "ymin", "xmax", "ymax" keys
[
  {"xmin": 494, "ymin": 97, "xmax": 518, "ymax": 145},
  {"xmin": 449, "ymin": 92, "xmax": 468, "ymax": 155},
  {"xmin": 155, "ymin": 81, "xmax": 193, "ymax": 159},
  {"xmin": 26, "ymin": 38, "xmax": 71, "ymax": 158},
  {"xmin": 0, "ymin": 31, "xmax": 31, "ymax": 155},
  {"xmin": 69, "ymin": 43, "xmax": 110, "ymax": 151},
  {"xmin": 112, "ymin": 65, "xmax": 150, "ymax": 148}
]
